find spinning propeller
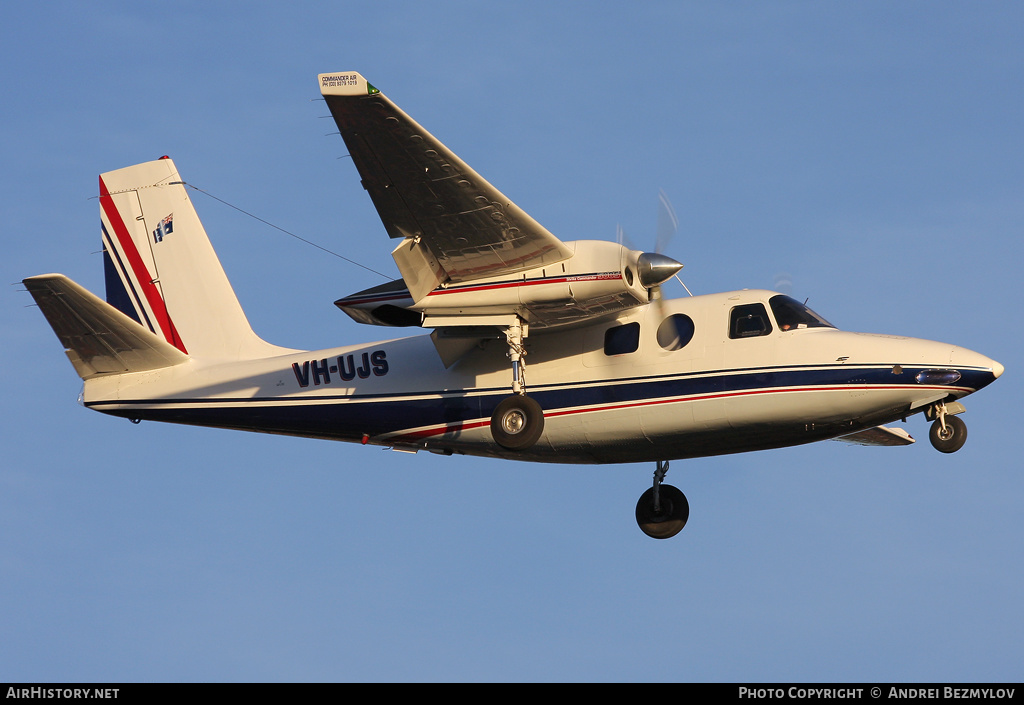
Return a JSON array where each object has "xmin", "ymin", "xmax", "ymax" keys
[{"xmin": 617, "ymin": 189, "xmax": 691, "ymax": 311}]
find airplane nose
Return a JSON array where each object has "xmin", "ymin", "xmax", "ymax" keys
[
  {"xmin": 950, "ymin": 347, "xmax": 1003, "ymax": 386},
  {"xmin": 973, "ymin": 352, "xmax": 1004, "ymax": 380}
]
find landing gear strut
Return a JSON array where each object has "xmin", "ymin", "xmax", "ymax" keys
[
  {"xmin": 490, "ymin": 318, "xmax": 544, "ymax": 450},
  {"xmin": 927, "ymin": 402, "xmax": 968, "ymax": 454},
  {"xmin": 505, "ymin": 318, "xmax": 527, "ymax": 396},
  {"xmin": 635, "ymin": 460, "xmax": 689, "ymax": 539}
]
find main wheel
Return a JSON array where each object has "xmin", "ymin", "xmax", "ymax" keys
[
  {"xmin": 635, "ymin": 484, "xmax": 689, "ymax": 539},
  {"xmin": 490, "ymin": 395, "xmax": 544, "ymax": 450},
  {"xmin": 929, "ymin": 415, "xmax": 967, "ymax": 453}
]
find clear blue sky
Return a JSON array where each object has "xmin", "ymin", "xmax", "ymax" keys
[{"xmin": 3, "ymin": 1, "xmax": 1021, "ymax": 682}]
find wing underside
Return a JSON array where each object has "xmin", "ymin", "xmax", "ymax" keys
[
  {"xmin": 319, "ymin": 72, "xmax": 572, "ymax": 300},
  {"xmin": 835, "ymin": 425, "xmax": 915, "ymax": 446}
]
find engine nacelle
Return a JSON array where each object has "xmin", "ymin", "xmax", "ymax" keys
[{"xmin": 335, "ymin": 240, "xmax": 681, "ymax": 330}]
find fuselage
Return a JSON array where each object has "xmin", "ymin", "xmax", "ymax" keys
[{"xmin": 79, "ymin": 288, "xmax": 1003, "ymax": 465}]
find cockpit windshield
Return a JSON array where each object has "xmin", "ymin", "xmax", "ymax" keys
[{"xmin": 769, "ymin": 295, "xmax": 835, "ymax": 331}]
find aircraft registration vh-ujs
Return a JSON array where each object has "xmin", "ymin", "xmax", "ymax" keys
[{"xmin": 25, "ymin": 71, "xmax": 1004, "ymax": 538}]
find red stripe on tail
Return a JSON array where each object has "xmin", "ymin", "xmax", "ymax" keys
[{"xmin": 99, "ymin": 176, "xmax": 188, "ymax": 354}]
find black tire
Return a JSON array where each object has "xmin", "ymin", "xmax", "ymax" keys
[
  {"xmin": 490, "ymin": 395, "xmax": 544, "ymax": 450},
  {"xmin": 929, "ymin": 415, "xmax": 967, "ymax": 453},
  {"xmin": 635, "ymin": 484, "xmax": 689, "ymax": 539}
]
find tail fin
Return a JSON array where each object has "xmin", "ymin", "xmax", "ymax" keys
[
  {"xmin": 99, "ymin": 157, "xmax": 282, "ymax": 359},
  {"xmin": 23, "ymin": 274, "xmax": 189, "ymax": 379}
]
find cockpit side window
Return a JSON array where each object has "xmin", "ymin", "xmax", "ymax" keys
[
  {"xmin": 729, "ymin": 303, "xmax": 772, "ymax": 339},
  {"xmin": 769, "ymin": 295, "xmax": 835, "ymax": 331}
]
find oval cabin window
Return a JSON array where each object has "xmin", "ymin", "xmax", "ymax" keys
[{"xmin": 656, "ymin": 314, "xmax": 695, "ymax": 350}]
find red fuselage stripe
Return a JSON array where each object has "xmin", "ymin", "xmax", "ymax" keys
[{"xmin": 388, "ymin": 383, "xmax": 967, "ymax": 442}]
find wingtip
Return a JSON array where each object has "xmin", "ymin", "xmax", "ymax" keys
[
  {"xmin": 23, "ymin": 273, "xmax": 68, "ymax": 285},
  {"xmin": 318, "ymin": 71, "xmax": 377, "ymax": 97}
]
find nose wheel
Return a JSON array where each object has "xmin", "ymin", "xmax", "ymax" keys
[
  {"xmin": 635, "ymin": 460, "xmax": 689, "ymax": 539},
  {"xmin": 929, "ymin": 414, "xmax": 967, "ymax": 453},
  {"xmin": 927, "ymin": 402, "xmax": 968, "ymax": 453}
]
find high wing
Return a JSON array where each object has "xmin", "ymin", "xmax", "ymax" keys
[{"xmin": 320, "ymin": 72, "xmax": 573, "ymax": 301}]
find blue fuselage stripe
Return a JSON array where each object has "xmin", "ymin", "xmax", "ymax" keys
[{"xmin": 86, "ymin": 364, "xmax": 994, "ymax": 441}]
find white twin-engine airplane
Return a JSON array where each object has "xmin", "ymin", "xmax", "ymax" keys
[{"xmin": 25, "ymin": 72, "xmax": 1003, "ymax": 538}]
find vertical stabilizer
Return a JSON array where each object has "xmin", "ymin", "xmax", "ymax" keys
[{"xmin": 99, "ymin": 157, "xmax": 285, "ymax": 359}]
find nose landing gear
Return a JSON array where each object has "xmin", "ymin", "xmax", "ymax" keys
[
  {"xmin": 635, "ymin": 460, "xmax": 689, "ymax": 539},
  {"xmin": 926, "ymin": 402, "xmax": 968, "ymax": 454}
]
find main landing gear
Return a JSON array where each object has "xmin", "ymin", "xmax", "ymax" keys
[
  {"xmin": 491, "ymin": 395, "xmax": 544, "ymax": 449},
  {"xmin": 927, "ymin": 401, "xmax": 968, "ymax": 454},
  {"xmin": 490, "ymin": 318, "xmax": 545, "ymax": 450},
  {"xmin": 635, "ymin": 460, "xmax": 689, "ymax": 539}
]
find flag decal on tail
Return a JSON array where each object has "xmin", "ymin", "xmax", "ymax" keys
[{"xmin": 153, "ymin": 214, "xmax": 173, "ymax": 243}]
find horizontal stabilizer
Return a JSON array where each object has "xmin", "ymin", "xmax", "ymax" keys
[
  {"xmin": 835, "ymin": 425, "xmax": 915, "ymax": 447},
  {"xmin": 24, "ymin": 274, "xmax": 189, "ymax": 379}
]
